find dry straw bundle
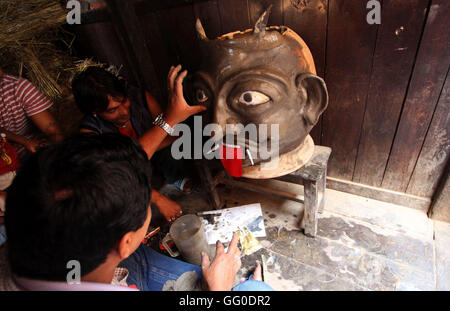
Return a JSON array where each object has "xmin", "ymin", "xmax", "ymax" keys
[
  {"xmin": 1, "ymin": 1, "xmax": 125, "ymax": 134},
  {"xmin": 0, "ymin": 0, "xmax": 74, "ymax": 101},
  {"xmin": 0, "ymin": 1, "xmax": 67, "ymax": 50}
]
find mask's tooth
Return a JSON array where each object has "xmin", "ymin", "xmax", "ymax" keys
[
  {"xmin": 206, "ymin": 143, "xmax": 220, "ymax": 155},
  {"xmin": 247, "ymin": 149, "xmax": 255, "ymax": 166}
]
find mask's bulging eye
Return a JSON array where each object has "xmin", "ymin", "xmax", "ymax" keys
[
  {"xmin": 195, "ymin": 89, "xmax": 209, "ymax": 103},
  {"xmin": 239, "ymin": 91, "xmax": 270, "ymax": 105}
]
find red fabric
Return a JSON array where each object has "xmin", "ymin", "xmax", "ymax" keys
[
  {"xmin": 117, "ymin": 125, "xmax": 137, "ymax": 139},
  {"xmin": 219, "ymin": 144, "xmax": 243, "ymax": 177},
  {"xmin": 0, "ymin": 139, "xmax": 20, "ymax": 175}
]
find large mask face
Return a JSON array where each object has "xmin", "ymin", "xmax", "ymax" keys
[{"xmin": 187, "ymin": 8, "xmax": 328, "ymax": 168}]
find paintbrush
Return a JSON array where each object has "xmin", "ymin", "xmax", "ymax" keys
[{"xmin": 142, "ymin": 226, "xmax": 160, "ymax": 243}]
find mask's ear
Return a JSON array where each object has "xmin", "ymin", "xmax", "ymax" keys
[{"xmin": 296, "ymin": 73, "xmax": 328, "ymax": 126}]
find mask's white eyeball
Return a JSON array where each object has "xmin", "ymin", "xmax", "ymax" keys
[
  {"xmin": 196, "ymin": 89, "xmax": 209, "ymax": 103},
  {"xmin": 239, "ymin": 91, "xmax": 270, "ymax": 105}
]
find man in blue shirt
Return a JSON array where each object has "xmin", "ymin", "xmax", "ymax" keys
[{"xmin": 71, "ymin": 65, "xmax": 205, "ymax": 222}]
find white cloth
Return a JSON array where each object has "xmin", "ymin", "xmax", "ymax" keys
[
  {"xmin": 0, "ymin": 171, "xmax": 15, "ymax": 191},
  {"xmin": 0, "ymin": 171, "xmax": 15, "ymax": 213}
]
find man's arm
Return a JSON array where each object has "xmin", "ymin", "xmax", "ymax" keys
[
  {"xmin": 30, "ymin": 110, "xmax": 63, "ymax": 142},
  {"xmin": 80, "ymin": 128, "xmax": 99, "ymax": 134},
  {"xmin": 0, "ymin": 126, "xmax": 28, "ymax": 146},
  {"xmin": 145, "ymin": 91, "xmax": 163, "ymax": 119},
  {"xmin": 138, "ymin": 126, "xmax": 171, "ymax": 160},
  {"xmin": 145, "ymin": 90, "xmax": 178, "ymax": 151},
  {"xmin": 0, "ymin": 126, "xmax": 43, "ymax": 153},
  {"xmin": 156, "ymin": 135, "xmax": 179, "ymax": 151},
  {"xmin": 139, "ymin": 65, "xmax": 206, "ymax": 160}
]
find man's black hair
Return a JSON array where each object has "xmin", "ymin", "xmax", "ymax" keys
[
  {"xmin": 71, "ymin": 66, "xmax": 128, "ymax": 115},
  {"xmin": 5, "ymin": 133, "xmax": 151, "ymax": 281}
]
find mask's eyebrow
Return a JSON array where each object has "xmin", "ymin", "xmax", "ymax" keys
[
  {"xmin": 223, "ymin": 70, "xmax": 290, "ymax": 94},
  {"xmin": 193, "ymin": 71, "xmax": 215, "ymax": 92}
]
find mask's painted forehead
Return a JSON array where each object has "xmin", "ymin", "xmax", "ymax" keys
[
  {"xmin": 214, "ymin": 26, "xmax": 287, "ymax": 49},
  {"xmin": 197, "ymin": 27, "xmax": 316, "ymax": 84}
]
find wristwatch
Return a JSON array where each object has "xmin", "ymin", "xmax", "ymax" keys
[{"xmin": 153, "ymin": 113, "xmax": 175, "ymax": 136}]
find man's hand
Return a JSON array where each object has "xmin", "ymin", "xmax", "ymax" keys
[
  {"xmin": 164, "ymin": 65, "xmax": 207, "ymax": 127},
  {"xmin": 24, "ymin": 138, "xmax": 47, "ymax": 153},
  {"xmin": 137, "ymin": 65, "xmax": 205, "ymax": 160},
  {"xmin": 0, "ymin": 126, "xmax": 47, "ymax": 153},
  {"xmin": 201, "ymin": 232, "xmax": 242, "ymax": 291}
]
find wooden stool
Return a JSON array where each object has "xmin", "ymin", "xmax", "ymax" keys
[{"xmin": 195, "ymin": 146, "xmax": 332, "ymax": 237}]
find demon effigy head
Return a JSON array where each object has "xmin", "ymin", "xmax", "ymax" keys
[{"xmin": 188, "ymin": 6, "xmax": 328, "ymax": 174}]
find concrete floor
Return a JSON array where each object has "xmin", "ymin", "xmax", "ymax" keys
[{"xmin": 159, "ymin": 178, "xmax": 450, "ymax": 291}]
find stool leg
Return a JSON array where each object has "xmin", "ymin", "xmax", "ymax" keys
[
  {"xmin": 195, "ymin": 161, "xmax": 223, "ymax": 210},
  {"xmin": 302, "ymin": 179, "xmax": 319, "ymax": 237},
  {"xmin": 318, "ymin": 167, "xmax": 327, "ymax": 214}
]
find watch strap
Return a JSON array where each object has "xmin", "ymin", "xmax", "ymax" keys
[{"xmin": 153, "ymin": 113, "xmax": 174, "ymax": 136}]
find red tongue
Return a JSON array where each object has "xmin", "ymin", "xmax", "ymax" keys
[{"xmin": 219, "ymin": 144, "xmax": 243, "ymax": 177}]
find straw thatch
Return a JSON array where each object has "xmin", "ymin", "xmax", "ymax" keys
[
  {"xmin": 1, "ymin": 1, "xmax": 127, "ymax": 134},
  {"xmin": 0, "ymin": 0, "xmax": 75, "ymax": 101}
]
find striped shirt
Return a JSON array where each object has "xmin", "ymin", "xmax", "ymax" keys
[{"xmin": 0, "ymin": 74, "xmax": 53, "ymax": 155}]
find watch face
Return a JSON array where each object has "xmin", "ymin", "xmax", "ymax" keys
[{"xmin": 154, "ymin": 114, "xmax": 163, "ymax": 125}]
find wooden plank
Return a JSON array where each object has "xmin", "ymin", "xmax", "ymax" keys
[
  {"xmin": 382, "ymin": 0, "xmax": 450, "ymax": 192},
  {"xmin": 193, "ymin": 0, "xmax": 223, "ymax": 39},
  {"xmin": 283, "ymin": 0, "xmax": 327, "ymax": 78},
  {"xmin": 171, "ymin": 4, "xmax": 201, "ymax": 70},
  {"xmin": 283, "ymin": 0, "xmax": 328, "ymax": 145},
  {"xmin": 71, "ymin": 22, "xmax": 137, "ymax": 85},
  {"xmin": 353, "ymin": 0, "xmax": 430, "ymax": 187},
  {"xmin": 105, "ymin": 0, "xmax": 161, "ymax": 96},
  {"xmin": 80, "ymin": 8, "xmax": 110, "ymax": 24},
  {"xmin": 155, "ymin": 5, "xmax": 200, "ymax": 72},
  {"xmin": 272, "ymin": 145, "xmax": 331, "ymax": 184},
  {"xmin": 247, "ymin": 0, "xmax": 283, "ymax": 27},
  {"xmin": 291, "ymin": 145, "xmax": 331, "ymax": 182},
  {"xmin": 217, "ymin": 0, "xmax": 251, "ymax": 34},
  {"xmin": 154, "ymin": 9, "xmax": 181, "ymax": 72},
  {"xmin": 222, "ymin": 178, "xmax": 305, "ymax": 204},
  {"xmin": 134, "ymin": 0, "xmax": 208, "ymax": 13},
  {"xmin": 321, "ymin": 0, "xmax": 379, "ymax": 180},
  {"xmin": 429, "ymin": 162, "xmax": 450, "ymax": 222},
  {"xmin": 407, "ymin": 69, "xmax": 450, "ymax": 197},
  {"xmin": 137, "ymin": 10, "xmax": 172, "ymax": 104},
  {"xmin": 327, "ymin": 176, "xmax": 431, "ymax": 212}
]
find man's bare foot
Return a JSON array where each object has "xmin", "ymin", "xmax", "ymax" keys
[{"xmin": 152, "ymin": 190, "xmax": 183, "ymax": 222}]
